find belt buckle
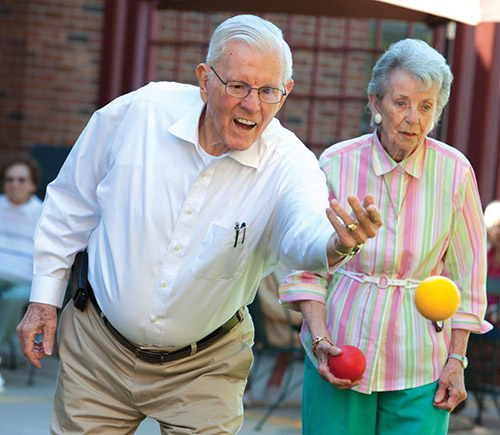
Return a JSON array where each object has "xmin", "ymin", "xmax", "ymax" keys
[
  {"xmin": 376, "ymin": 275, "xmax": 390, "ymax": 289},
  {"xmin": 137, "ymin": 347, "xmax": 169, "ymax": 364}
]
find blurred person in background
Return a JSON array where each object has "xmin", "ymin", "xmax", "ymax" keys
[
  {"xmin": 484, "ymin": 200, "xmax": 500, "ymax": 322},
  {"xmin": 0, "ymin": 157, "xmax": 42, "ymax": 392},
  {"xmin": 259, "ymin": 264, "xmax": 303, "ymax": 402},
  {"xmin": 245, "ymin": 264, "xmax": 303, "ymax": 406},
  {"xmin": 280, "ymin": 39, "xmax": 491, "ymax": 434}
]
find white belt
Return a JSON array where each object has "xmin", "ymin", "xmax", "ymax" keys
[{"xmin": 337, "ymin": 269, "xmax": 421, "ymax": 289}]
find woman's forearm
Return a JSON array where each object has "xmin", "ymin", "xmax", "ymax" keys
[
  {"xmin": 449, "ymin": 328, "xmax": 470, "ymax": 356},
  {"xmin": 298, "ymin": 300, "xmax": 329, "ymax": 338}
]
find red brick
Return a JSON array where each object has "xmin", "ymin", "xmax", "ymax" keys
[{"xmin": 1, "ymin": 4, "xmax": 431, "ymax": 159}]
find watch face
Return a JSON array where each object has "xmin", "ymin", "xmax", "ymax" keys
[{"xmin": 462, "ymin": 356, "xmax": 468, "ymax": 369}]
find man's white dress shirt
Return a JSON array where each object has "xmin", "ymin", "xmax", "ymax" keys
[{"xmin": 30, "ymin": 81, "xmax": 332, "ymax": 347}]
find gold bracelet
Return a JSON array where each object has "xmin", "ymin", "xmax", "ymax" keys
[
  {"xmin": 331, "ymin": 245, "xmax": 351, "ymax": 257},
  {"xmin": 312, "ymin": 335, "xmax": 334, "ymax": 358},
  {"xmin": 332, "ymin": 243, "xmax": 362, "ymax": 257}
]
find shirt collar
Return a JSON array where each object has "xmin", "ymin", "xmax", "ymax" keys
[
  {"xmin": 168, "ymin": 99, "xmax": 205, "ymax": 147},
  {"xmin": 371, "ymin": 130, "xmax": 425, "ymax": 179},
  {"xmin": 168, "ymin": 99, "xmax": 262, "ymax": 169}
]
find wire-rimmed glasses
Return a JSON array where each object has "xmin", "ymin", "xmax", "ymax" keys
[{"xmin": 210, "ymin": 66, "xmax": 286, "ymax": 104}]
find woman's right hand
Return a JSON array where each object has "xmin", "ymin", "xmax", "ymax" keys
[
  {"xmin": 315, "ymin": 339, "xmax": 361, "ymax": 389},
  {"xmin": 299, "ymin": 301, "xmax": 362, "ymax": 389}
]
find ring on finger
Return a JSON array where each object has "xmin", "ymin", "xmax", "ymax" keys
[{"xmin": 346, "ymin": 223, "xmax": 358, "ymax": 232}]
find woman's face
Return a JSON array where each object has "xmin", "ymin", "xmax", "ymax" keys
[
  {"xmin": 3, "ymin": 163, "xmax": 37, "ymax": 205},
  {"xmin": 369, "ymin": 69, "xmax": 439, "ymax": 162}
]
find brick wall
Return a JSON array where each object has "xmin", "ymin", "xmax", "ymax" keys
[
  {"xmin": 151, "ymin": 12, "xmax": 429, "ymax": 156},
  {"xmin": 1, "ymin": 3, "xmax": 430, "ymax": 164},
  {"xmin": 0, "ymin": 0, "xmax": 104, "ymax": 158}
]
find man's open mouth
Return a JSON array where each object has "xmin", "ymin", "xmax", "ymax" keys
[{"xmin": 235, "ymin": 118, "xmax": 257, "ymax": 129}]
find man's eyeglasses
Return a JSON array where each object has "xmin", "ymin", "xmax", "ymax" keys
[
  {"xmin": 210, "ymin": 66, "xmax": 286, "ymax": 104},
  {"xmin": 4, "ymin": 176, "xmax": 28, "ymax": 184}
]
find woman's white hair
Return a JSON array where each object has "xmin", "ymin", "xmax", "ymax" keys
[
  {"xmin": 367, "ymin": 38, "xmax": 453, "ymax": 127},
  {"xmin": 206, "ymin": 14, "xmax": 293, "ymax": 83}
]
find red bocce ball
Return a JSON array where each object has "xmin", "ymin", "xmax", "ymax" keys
[{"xmin": 328, "ymin": 345, "xmax": 367, "ymax": 381}]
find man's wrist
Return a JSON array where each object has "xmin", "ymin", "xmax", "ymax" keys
[{"xmin": 331, "ymin": 238, "xmax": 362, "ymax": 257}]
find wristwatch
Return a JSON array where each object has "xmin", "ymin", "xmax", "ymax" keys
[{"xmin": 448, "ymin": 353, "xmax": 468, "ymax": 369}]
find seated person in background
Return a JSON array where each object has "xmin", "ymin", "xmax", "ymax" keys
[
  {"xmin": 484, "ymin": 200, "xmax": 500, "ymax": 322},
  {"xmin": 0, "ymin": 157, "xmax": 43, "ymax": 391},
  {"xmin": 257, "ymin": 264, "xmax": 302, "ymax": 403}
]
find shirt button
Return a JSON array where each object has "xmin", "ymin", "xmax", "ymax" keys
[
  {"xmin": 186, "ymin": 209, "xmax": 193, "ymax": 215},
  {"xmin": 174, "ymin": 245, "xmax": 181, "ymax": 251},
  {"xmin": 152, "ymin": 317, "xmax": 158, "ymax": 324},
  {"xmin": 200, "ymin": 172, "xmax": 206, "ymax": 178},
  {"xmin": 161, "ymin": 281, "xmax": 167, "ymax": 288}
]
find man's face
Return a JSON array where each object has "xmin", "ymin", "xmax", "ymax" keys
[{"xmin": 196, "ymin": 40, "xmax": 293, "ymax": 155}]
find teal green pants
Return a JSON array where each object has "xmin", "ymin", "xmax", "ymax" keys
[{"xmin": 302, "ymin": 357, "xmax": 449, "ymax": 435}]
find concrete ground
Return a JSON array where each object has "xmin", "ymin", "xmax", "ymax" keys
[{"xmin": 0, "ymin": 338, "xmax": 499, "ymax": 434}]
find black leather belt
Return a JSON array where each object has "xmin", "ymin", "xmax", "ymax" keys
[{"xmin": 85, "ymin": 285, "xmax": 244, "ymax": 364}]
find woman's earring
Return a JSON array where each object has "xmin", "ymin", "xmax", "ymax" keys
[
  {"xmin": 374, "ymin": 113, "xmax": 382, "ymax": 125},
  {"xmin": 430, "ymin": 121, "xmax": 435, "ymax": 130}
]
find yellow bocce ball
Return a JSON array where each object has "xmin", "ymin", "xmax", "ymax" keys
[{"xmin": 414, "ymin": 276, "xmax": 460, "ymax": 322}]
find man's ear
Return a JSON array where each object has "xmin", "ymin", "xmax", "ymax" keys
[
  {"xmin": 276, "ymin": 79, "xmax": 294, "ymax": 112},
  {"xmin": 196, "ymin": 63, "xmax": 211, "ymax": 103}
]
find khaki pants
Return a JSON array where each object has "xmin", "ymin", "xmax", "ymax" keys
[{"xmin": 52, "ymin": 302, "xmax": 254, "ymax": 434}]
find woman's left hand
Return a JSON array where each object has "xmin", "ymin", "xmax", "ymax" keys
[{"xmin": 433, "ymin": 358, "xmax": 467, "ymax": 412}]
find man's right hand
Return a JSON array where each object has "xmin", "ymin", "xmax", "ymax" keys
[
  {"xmin": 326, "ymin": 195, "xmax": 382, "ymax": 267},
  {"xmin": 16, "ymin": 302, "xmax": 58, "ymax": 368}
]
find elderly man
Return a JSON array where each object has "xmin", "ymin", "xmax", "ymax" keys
[{"xmin": 17, "ymin": 14, "xmax": 381, "ymax": 434}]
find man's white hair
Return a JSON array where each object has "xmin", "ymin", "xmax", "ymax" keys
[{"xmin": 206, "ymin": 14, "xmax": 293, "ymax": 83}]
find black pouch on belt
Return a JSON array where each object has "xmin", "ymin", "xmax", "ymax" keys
[{"xmin": 70, "ymin": 250, "xmax": 89, "ymax": 311}]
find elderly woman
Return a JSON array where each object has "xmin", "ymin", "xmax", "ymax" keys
[
  {"xmin": 0, "ymin": 157, "xmax": 42, "ymax": 287},
  {"xmin": 280, "ymin": 39, "xmax": 491, "ymax": 434}
]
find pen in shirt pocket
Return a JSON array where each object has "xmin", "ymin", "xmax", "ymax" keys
[{"xmin": 234, "ymin": 222, "xmax": 246, "ymax": 247}]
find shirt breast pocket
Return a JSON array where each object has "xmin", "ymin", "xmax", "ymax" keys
[{"xmin": 193, "ymin": 223, "xmax": 248, "ymax": 280}]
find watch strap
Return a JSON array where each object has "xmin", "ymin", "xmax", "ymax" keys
[{"xmin": 448, "ymin": 353, "xmax": 468, "ymax": 368}]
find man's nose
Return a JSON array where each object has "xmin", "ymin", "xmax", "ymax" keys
[{"xmin": 240, "ymin": 89, "xmax": 260, "ymax": 112}]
